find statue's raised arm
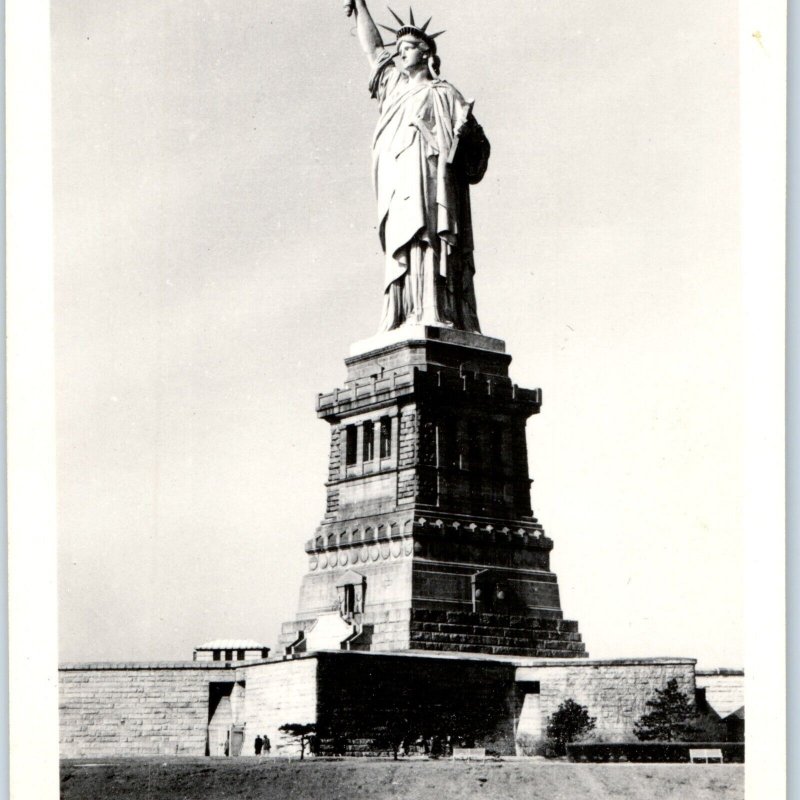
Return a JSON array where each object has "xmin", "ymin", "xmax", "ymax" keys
[
  {"xmin": 349, "ymin": 0, "xmax": 386, "ymax": 68},
  {"xmin": 346, "ymin": 4, "xmax": 491, "ymax": 334}
]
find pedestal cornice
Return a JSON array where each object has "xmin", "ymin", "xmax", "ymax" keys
[{"xmin": 348, "ymin": 325, "xmax": 506, "ymax": 358}]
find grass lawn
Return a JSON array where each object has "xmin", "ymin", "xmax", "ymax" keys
[{"xmin": 60, "ymin": 756, "xmax": 744, "ymax": 800}]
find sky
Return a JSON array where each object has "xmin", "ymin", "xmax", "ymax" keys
[{"xmin": 52, "ymin": 0, "xmax": 742, "ymax": 668}]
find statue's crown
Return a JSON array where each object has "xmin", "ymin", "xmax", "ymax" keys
[{"xmin": 379, "ymin": 7, "xmax": 445, "ymax": 53}]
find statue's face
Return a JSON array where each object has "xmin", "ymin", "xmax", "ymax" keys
[{"xmin": 398, "ymin": 37, "xmax": 428, "ymax": 70}]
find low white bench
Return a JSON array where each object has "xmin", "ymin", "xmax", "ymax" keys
[
  {"xmin": 689, "ymin": 748, "xmax": 723, "ymax": 764},
  {"xmin": 453, "ymin": 747, "xmax": 486, "ymax": 761}
]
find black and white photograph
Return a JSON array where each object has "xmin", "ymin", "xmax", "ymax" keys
[{"xmin": 6, "ymin": 0, "xmax": 787, "ymax": 797}]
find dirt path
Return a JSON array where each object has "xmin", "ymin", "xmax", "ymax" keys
[{"xmin": 61, "ymin": 757, "xmax": 744, "ymax": 800}]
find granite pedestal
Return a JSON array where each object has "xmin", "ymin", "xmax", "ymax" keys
[{"xmin": 280, "ymin": 327, "xmax": 587, "ymax": 659}]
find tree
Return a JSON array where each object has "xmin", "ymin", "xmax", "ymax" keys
[
  {"xmin": 278, "ymin": 723, "xmax": 317, "ymax": 760},
  {"xmin": 545, "ymin": 699, "xmax": 597, "ymax": 756},
  {"xmin": 372, "ymin": 715, "xmax": 415, "ymax": 760},
  {"xmin": 373, "ymin": 706, "xmax": 433, "ymax": 759},
  {"xmin": 633, "ymin": 679, "xmax": 698, "ymax": 741}
]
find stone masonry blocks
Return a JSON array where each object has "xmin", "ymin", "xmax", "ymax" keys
[
  {"xmin": 515, "ymin": 660, "xmax": 696, "ymax": 742},
  {"xmin": 235, "ymin": 659, "xmax": 318, "ymax": 758},
  {"xmin": 284, "ymin": 337, "xmax": 586, "ymax": 658},
  {"xmin": 59, "ymin": 666, "xmax": 235, "ymax": 757}
]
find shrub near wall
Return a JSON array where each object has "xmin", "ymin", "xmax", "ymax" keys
[
  {"xmin": 566, "ymin": 742, "xmax": 745, "ymax": 763},
  {"xmin": 515, "ymin": 658, "xmax": 697, "ymax": 742}
]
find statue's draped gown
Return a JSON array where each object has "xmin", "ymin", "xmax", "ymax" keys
[{"xmin": 369, "ymin": 51, "xmax": 483, "ymax": 332}]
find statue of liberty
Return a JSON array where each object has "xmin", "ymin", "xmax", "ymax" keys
[{"xmin": 346, "ymin": 1, "xmax": 490, "ymax": 333}]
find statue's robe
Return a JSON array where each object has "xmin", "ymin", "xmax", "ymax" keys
[{"xmin": 369, "ymin": 52, "xmax": 484, "ymax": 332}]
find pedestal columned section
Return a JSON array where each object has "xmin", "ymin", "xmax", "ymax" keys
[{"xmin": 280, "ymin": 327, "xmax": 587, "ymax": 658}]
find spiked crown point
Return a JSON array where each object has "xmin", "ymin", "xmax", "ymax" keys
[{"xmin": 380, "ymin": 6, "xmax": 445, "ymax": 53}]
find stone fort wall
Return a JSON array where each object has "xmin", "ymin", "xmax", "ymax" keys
[
  {"xmin": 59, "ymin": 653, "xmax": 715, "ymax": 757},
  {"xmin": 514, "ymin": 658, "xmax": 697, "ymax": 742},
  {"xmin": 59, "ymin": 663, "xmax": 235, "ymax": 758},
  {"xmin": 315, "ymin": 651, "xmax": 518, "ymax": 754},
  {"xmin": 234, "ymin": 658, "xmax": 318, "ymax": 757},
  {"xmin": 695, "ymin": 668, "xmax": 745, "ymax": 718}
]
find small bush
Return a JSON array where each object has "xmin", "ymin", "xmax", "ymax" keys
[
  {"xmin": 691, "ymin": 712, "xmax": 728, "ymax": 743},
  {"xmin": 545, "ymin": 699, "xmax": 597, "ymax": 757},
  {"xmin": 278, "ymin": 723, "xmax": 317, "ymax": 760}
]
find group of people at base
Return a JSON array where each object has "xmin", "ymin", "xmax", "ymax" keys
[{"xmin": 253, "ymin": 734, "xmax": 271, "ymax": 756}]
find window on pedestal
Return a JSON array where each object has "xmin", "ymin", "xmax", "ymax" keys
[
  {"xmin": 343, "ymin": 584, "xmax": 355, "ymax": 616},
  {"xmin": 436, "ymin": 416, "xmax": 458, "ymax": 468},
  {"xmin": 363, "ymin": 420, "xmax": 375, "ymax": 461},
  {"xmin": 237, "ymin": 649, "xmax": 245, "ymax": 661},
  {"xmin": 379, "ymin": 416, "xmax": 392, "ymax": 458},
  {"xmin": 456, "ymin": 419, "xmax": 469, "ymax": 469},
  {"xmin": 337, "ymin": 579, "xmax": 365, "ymax": 622},
  {"xmin": 468, "ymin": 420, "xmax": 482, "ymax": 470},
  {"xmin": 224, "ymin": 649, "xmax": 233, "ymax": 662},
  {"xmin": 345, "ymin": 425, "xmax": 357, "ymax": 466},
  {"xmin": 490, "ymin": 422, "xmax": 503, "ymax": 471},
  {"xmin": 467, "ymin": 420, "xmax": 486, "ymax": 512}
]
